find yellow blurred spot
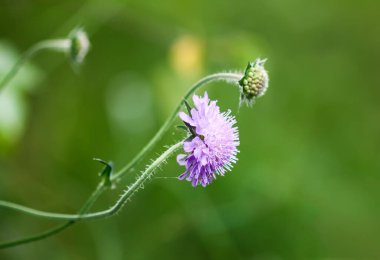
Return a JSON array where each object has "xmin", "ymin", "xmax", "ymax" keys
[{"xmin": 170, "ymin": 35, "xmax": 203, "ymax": 76}]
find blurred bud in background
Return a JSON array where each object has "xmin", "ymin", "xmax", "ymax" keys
[{"xmin": 69, "ymin": 27, "xmax": 91, "ymax": 70}]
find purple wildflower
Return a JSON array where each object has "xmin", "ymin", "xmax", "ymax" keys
[{"xmin": 177, "ymin": 92, "xmax": 239, "ymax": 187}]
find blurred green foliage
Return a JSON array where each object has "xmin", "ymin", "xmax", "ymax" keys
[{"xmin": 0, "ymin": 0, "xmax": 379, "ymax": 259}]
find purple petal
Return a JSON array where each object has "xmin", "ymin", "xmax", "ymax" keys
[
  {"xmin": 192, "ymin": 94, "xmax": 201, "ymax": 108},
  {"xmin": 192, "ymin": 177, "xmax": 198, "ymax": 187},
  {"xmin": 176, "ymin": 91, "xmax": 240, "ymax": 188},
  {"xmin": 176, "ymin": 154, "xmax": 187, "ymax": 166},
  {"xmin": 179, "ymin": 112, "xmax": 195, "ymax": 126},
  {"xmin": 200, "ymin": 155, "xmax": 207, "ymax": 166},
  {"xmin": 178, "ymin": 171, "xmax": 188, "ymax": 180},
  {"xmin": 193, "ymin": 147, "xmax": 202, "ymax": 158},
  {"xmin": 184, "ymin": 140, "xmax": 195, "ymax": 152},
  {"xmin": 203, "ymin": 91, "xmax": 209, "ymax": 103}
]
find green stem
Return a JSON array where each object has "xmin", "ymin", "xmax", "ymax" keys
[
  {"xmin": 111, "ymin": 72, "xmax": 243, "ymax": 181},
  {"xmin": 0, "ymin": 200, "xmax": 82, "ymax": 220},
  {"xmin": 0, "ymin": 139, "xmax": 181, "ymax": 249},
  {"xmin": 0, "ymin": 72, "xmax": 243, "ymax": 248},
  {"xmin": 0, "ymin": 39, "xmax": 70, "ymax": 92},
  {"xmin": 0, "ymin": 72, "xmax": 243, "ymax": 250},
  {"xmin": 78, "ymin": 184, "xmax": 107, "ymax": 215},
  {"xmin": 0, "ymin": 183, "xmax": 106, "ymax": 249},
  {"xmin": 0, "ymin": 72, "xmax": 243, "ymax": 221},
  {"xmin": 0, "ymin": 222, "xmax": 73, "ymax": 249},
  {"xmin": 81, "ymin": 140, "xmax": 183, "ymax": 220},
  {"xmin": 1, "ymin": 141, "xmax": 182, "ymax": 224}
]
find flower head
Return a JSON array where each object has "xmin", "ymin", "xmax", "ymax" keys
[
  {"xmin": 239, "ymin": 58, "xmax": 269, "ymax": 106},
  {"xmin": 177, "ymin": 92, "xmax": 239, "ymax": 187}
]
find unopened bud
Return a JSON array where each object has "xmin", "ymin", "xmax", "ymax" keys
[
  {"xmin": 69, "ymin": 27, "xmax": 90, "ymax": 66},
  {"xmin": 239, "ymin": 58, "xmax": 269, "ymax": 106}
]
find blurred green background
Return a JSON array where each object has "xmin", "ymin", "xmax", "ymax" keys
[{"xmin": 0, "ymin": 0, "xmax": 379, "ymax": 259}]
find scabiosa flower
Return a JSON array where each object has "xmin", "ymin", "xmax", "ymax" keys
[
  {"xmin": 177, "ymin": 92, "xmax": 239, "ymax": 187},
  {"xmin": 239, "ymin": 58, "xmax": 269, "ymax": 106}
]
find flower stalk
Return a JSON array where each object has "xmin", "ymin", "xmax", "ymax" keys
[
  {"xmin": 0, "ymin": 72, "xmax": 243, "ymax": 220},
  {"xmin": 0, "ymin": 71, "xmax": 245, "ymax": 249},
  {"xmin": 0, "ymin": 140, "xmax": 182, "ymax": 231},
  {"xmin": 0, "ymin": 27, "xmax": 90, "ymax": 92},
  {"xmin": 0, "ymin": 183, "xmax": 106, "ymax": 249},
  {"xmin": 1, "ymin": 28, "xmax": 272, "ymax": 251}
]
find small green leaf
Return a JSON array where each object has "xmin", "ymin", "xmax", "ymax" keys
[
  {"xmin": 184, "ymin": 100, "xmax": 192, "ymax": 114},
  {"xmin": 176, "ymin": 125, "xmax": 188, "ymax": 131},
  {"xmin": 93, "ymin": 158, "xmax": 113, "ymax": 187}
]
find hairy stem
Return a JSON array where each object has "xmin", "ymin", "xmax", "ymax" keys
[
  {"xmin": 82, "ymin": 140, "xmax": 183, "ymax": 220},
  {"xmin": 0, "ymin": 72, "xmax": 243, "ymax": 220},
  {"xmin": 112, "ymin": 72, "xmax": 243, "ymax": 181},
  {"xmin": 1, "ymin": 141, "xmax": 182, "ymax": 224},
  {"xmin": 0, "ymin": 140, "xmax": 181, "ymax": 248},
  {"xmin": 0, "ymin": 72, "xmax": 243, "ymax": 249},
  {"xmin": 0, "ymin": 39, "xmax": 70, "ymax": 92}
]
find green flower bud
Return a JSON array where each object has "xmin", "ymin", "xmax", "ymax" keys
[
  {"xmin": 238, "ymin": 58, "xmax": 269, "ymax": 106},
  {"xmin": 69, "ymin": 27, "xmax": 90, "ymax": 66}
]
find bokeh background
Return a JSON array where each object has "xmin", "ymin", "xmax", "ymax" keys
[{"xmin": 0, "ymin": 0, "xmax": 379, "ymax": 259}]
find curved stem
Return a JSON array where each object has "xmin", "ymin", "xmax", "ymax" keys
[
  {"xmin": 0, "ymin": 221, "xmax": 73, "ymax": 249},
  {"xmin": 0, "ymin": 39, "xmax": 70, "ymax": 92},
  {"xmin": 1, "ymin": 141, "xmax": 182, "ymax": 223},
  {"xmin": 0, "ymin": 72, "xmax": 243, "ymax": 221},
  {"xmin": 0, "ymin": 200, "xmax": 81, "ymax": 220},
  {"xmin": 0, "ymin": 183, "xmax": 106, "ymax": 249},
  {"xmin": 78, "ymin": 184, "xmax": 107, "ymax": 214},
  {"xmin": 0, "ymin": 139, "xmax": 180, "ymax": 249},
  {"xmin": 81, "ymin": 140, "xmax": 183, "ymax": 220}
]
